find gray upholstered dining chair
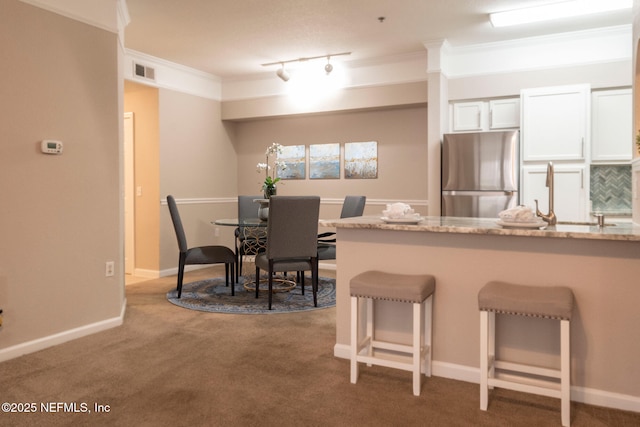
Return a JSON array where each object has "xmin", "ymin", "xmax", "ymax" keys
[
  {"xmin": 255, "ymin": 196, "xmax": 321, "ymax": 310},
  {"xmin": 317, "ymin": 195, "xmax": 366, "ymax": 261},
  {"xmin": 167, "ymin": 195, "xmax": 236, "ymax": 298},
  {"xmin": 235, "ymin": 195, "xmax": 266, "ymax": 281}
]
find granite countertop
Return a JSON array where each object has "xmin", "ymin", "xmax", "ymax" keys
[{"xmin": 319, "ymin": 215, "xmax": 640, "ymax": 242}]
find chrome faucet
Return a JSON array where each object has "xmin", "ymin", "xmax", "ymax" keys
[{"xmin": 534, "ymin": 161, "xmax": 557, "ymax": 225}]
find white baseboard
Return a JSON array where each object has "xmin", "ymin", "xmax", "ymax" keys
[
  {"xmin": 133, "ymin": 268, "xmax": 160, "ymax": 278},
  {"xmin": 334, "ymin": 344, "xmax": 640, "ymax": 413},
  {"xmin": 0, "ymin": 299, "xmax": 126, "ymax": 363},
  {"xmin": 571, "ymin": 386, "xmax": 640, "ymax": 413},
  {"xmin": 319, "ymin": 262, "xmax": 336, "ymax": 271},
  {"xmin": 158, "ymin": 264, "xmax": 209, "ymax": 278}
]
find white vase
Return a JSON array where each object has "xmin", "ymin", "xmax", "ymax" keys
[{"xmin": 256, "ymin": 199, "xmax": 269, "ymax": 221}]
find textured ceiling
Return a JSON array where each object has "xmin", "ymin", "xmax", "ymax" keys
[{"xmin": 124, "ymin": 0, "xmax": 632, "ymax": 79}]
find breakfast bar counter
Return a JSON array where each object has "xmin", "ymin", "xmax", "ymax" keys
[
  {"xmin": 319, "ymin": 215, "xmax": 640, "ymax": 410},
  {"xmin": 319, "ymin": 215, "xmax": 640, "ymax": 241}
]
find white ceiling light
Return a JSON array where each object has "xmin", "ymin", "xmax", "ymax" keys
[
  {"xmin": 276, "ymin": 64, "xmax": 290, "ymax": 82},
  {"xmin": 489, "ymin": 0, "xmax": 632, "ymax": 28},
  {"xmin": 262, "ymin": 52, "xmax": 350, "ymax": 82},
  {"xmin": 324, "ymin": 57, "xmax": 334, "ymax": 75}
]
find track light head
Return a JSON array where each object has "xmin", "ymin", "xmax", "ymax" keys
[
  {"xmin": 324, "ymin": 61, "xmax": 333, "ymax": 75},
  {"xmin": 276, "ymin": 65, "xmax": 290, "ymax": 82}
]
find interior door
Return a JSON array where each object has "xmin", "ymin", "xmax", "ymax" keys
[{"xmin": 124, "ymin": 112, "xmax": 135, "ymax": 275}]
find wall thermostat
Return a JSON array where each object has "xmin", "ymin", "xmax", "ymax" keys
[{"xmin": 41, "ymin": 140, "xmax": 63, "ymax": 154}]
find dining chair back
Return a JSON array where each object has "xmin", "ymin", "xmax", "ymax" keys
[
  {"xmin": 255, "ymin": 196, "xmax": 321, "ymax": 310},
  {"xmin": 340, "ymin": 195, "xmax": 367, "ymax": 218},
  {"xmin": 318, "ymin": 195, "xmax": 366, "ymax": 261},
  {"xmin": 238, "ymin": 195, "xmax": 260, "ymax": 219},
  {"xmin": 167, "ymin": 195, "xmax": 236, "ymax": 298}
]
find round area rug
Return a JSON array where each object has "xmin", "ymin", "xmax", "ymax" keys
[{"xmin": 166, "ymin": 275, "xmax": 336, "ymax": 314}]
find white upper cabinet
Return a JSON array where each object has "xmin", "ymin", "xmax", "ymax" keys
[
  {"xmin": 451, "ymin": 101, "xmax": 484, "ymax": 131},
  {"xmin": 591, "ymin": 88, "xmax": 632, "ymax": 163},
  {"xmin": 521, "ymin": 84, "xmax": 590, "ymax": 161},
  {"xmin": 489, "ymin": 98, "xmax": 520, "ymax": 129},
  {"xmin": 451, "ymin": 98, "xmax": 520, "ymax": 132}
]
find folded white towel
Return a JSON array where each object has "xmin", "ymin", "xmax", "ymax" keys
[
  {"xmin": 498, "ymin": 205, "xmax": 537, "ymax": 223},
  {"xmin": 383, "ymin": 202, "xmax": 415, "ymax": 219}
]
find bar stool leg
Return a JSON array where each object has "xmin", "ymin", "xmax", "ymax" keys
[
  {"xmin": 423, "ymin": 295, "xmax": 433, "ymax": 377},
  {"xmin": 412, "ymin": 301, "xmax": 422, "ymax": 396},
  {"xmin": 365, "ymin": 298, "xmax": 373, "ymax": 365},
  {"xmin": 480, "ymin": 310, "xmax": 489, "ymax": 411},
  {"xmin": 561, "ymin": 319, "xmax": 571, "ymax": 427},
  {"xmin": 350, "ymin": 296, "xmax": 359, "ymax": 384},
  {"xmin": 488, "ymin": 311, "xmax": 495, "ymax": 389}
]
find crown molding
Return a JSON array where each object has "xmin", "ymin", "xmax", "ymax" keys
[
  {"xmin": 20, "ymin": 0, "xmax": 129, "ymax": 34},
  {"xmin": 445, "ymin": 25, "xmax": 632, "ymax": 78}
]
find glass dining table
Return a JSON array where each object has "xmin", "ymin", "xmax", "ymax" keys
[
  {"xmin": 212, "ymin": 218, "xmax": 296, "ymax": 292},
  {"xmin": 213, "ymin": 217, "xmax": 268, "ymax": 256}
]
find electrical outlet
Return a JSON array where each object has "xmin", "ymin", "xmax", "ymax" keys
[{"xmin": 105, "ymin": 261, "xmax": 115, "ymax": 277}]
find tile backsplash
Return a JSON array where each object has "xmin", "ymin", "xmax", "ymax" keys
[{"xmin": 590, "ymin": 165, "xmax": 632, "ymax": 215}]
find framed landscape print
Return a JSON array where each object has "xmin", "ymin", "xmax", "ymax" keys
[
  {"xmin": 277, "ymin": 144, "xmax": 306, "ymax": 179},
  {"xmin": 344, "ymin": 141, "xmax": 378, "ymax": 179},
  {"xmin": 309, "ymin": 143, "xmax": 340, "ymax": 179}
]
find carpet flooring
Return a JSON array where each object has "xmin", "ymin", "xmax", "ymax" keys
[{"xmin": 1, "ymin": 266, "xmax": 639, "ymax": 426}]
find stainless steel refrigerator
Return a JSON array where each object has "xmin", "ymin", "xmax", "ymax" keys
[{"xmin": 441, "ymin": 130, "xmax": 519, "ymax": 218}]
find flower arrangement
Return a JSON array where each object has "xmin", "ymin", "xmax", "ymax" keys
[{"xmin": 256, "ymin": 142, "xmax": 287, "ymax": 198}]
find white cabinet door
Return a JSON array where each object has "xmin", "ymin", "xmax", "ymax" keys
[
  {"xmin": 522, "ymin": 164, "xmax": 588, "ymax": 222},
  {"xmin": 521, "ymin": 84, "xmax": 590, "ymax": 161},
  {"xmin": 452, "ymin": 101, "xmax": 485, "ymax": 131},
  {"xmin": 489, "ymin": 98, "xmax": 520, "ymax": 129},
  {"xmin": 591, "ymin": 88, "xmax": 632, "ymax": 163}
]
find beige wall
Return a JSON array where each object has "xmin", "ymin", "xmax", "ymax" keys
[
  {"xmin": 158, "ymin": 89, "xmax": 238, "ymax": 271},
  {"xmin": 448, "ymin": 60, "xmax": 631, "ymax": 101},
  {"xmin": 124, "ymin": 81, "xmax": 160, "ymax": 272},
  {"xmin": 0, "ymin": 1, "xmax": 123, "ymax": 351},
  {"xmin": 222, "ymin": 81, "xmax": 429, "ymax": 121},
  {"xmin": 124, "ymin": 85, "xmax": 239, "ymax": 275},
  {"xmin": 234, "ymin": 105, "xmax": 429, "ymax": 218}
]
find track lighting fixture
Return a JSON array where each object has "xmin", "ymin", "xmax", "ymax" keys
[
  {"xmin": 262, "ymin": 52, "xmax": 350, "ymax": 81},
  {"xmin": 276, "ymin": 64, "xmax": 290, "ymax": 82}
]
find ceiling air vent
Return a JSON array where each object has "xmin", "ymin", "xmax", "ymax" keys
[{"xmin": 133, "ymin": 62, "xmax": 155, "ymax": 81}]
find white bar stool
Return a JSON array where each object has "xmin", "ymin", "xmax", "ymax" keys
[
  {"xmin": 350, "ymin": 271, "xmax": 435, "ymax": 396},
  {"xmin": 478, "ymin": 281, "xmax": 575, "ymax": 426}
]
